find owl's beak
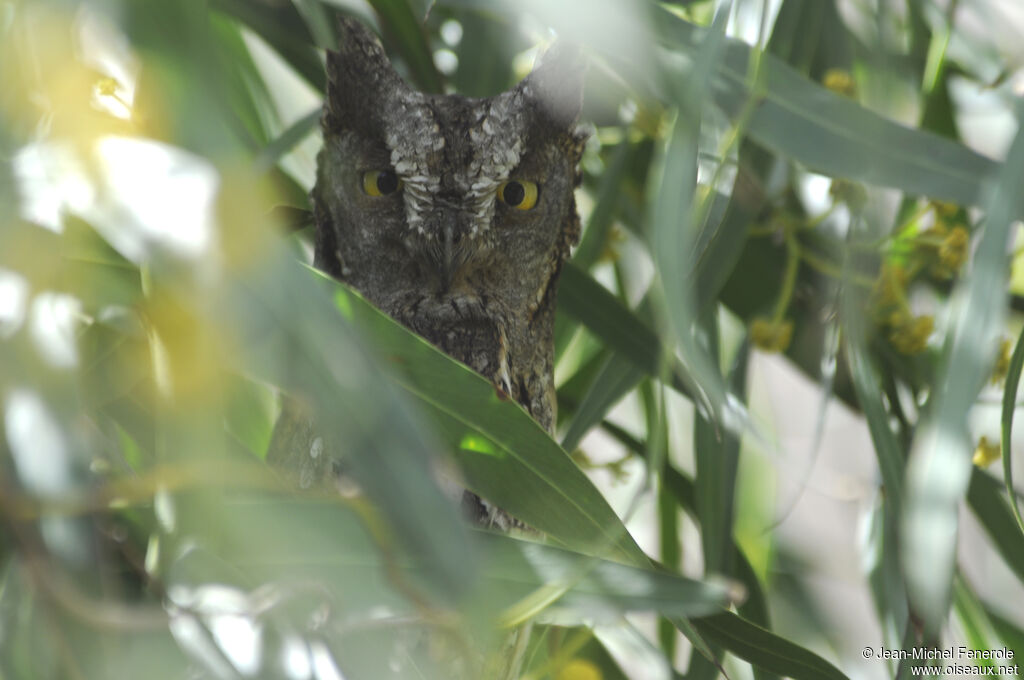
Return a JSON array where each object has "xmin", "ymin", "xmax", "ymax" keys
[{"xmin": 435, "ymin": 221, "xmax": 464, "ymax": 291}]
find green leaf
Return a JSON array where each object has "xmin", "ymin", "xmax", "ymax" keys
[
  {"xmin": 222, "ymin": 253, "xmax": 476, "ymax": 604},
  {"xmin": 366, "ymin": 0, "xmax": 445, "ymax": 93},
  {"xmin": 655, "ymin": 9, "xmax": 1004, "ymax": 212},
  {"xmin": 1000, "ymin": 323, "xmax": 1024, "ymax": 536},
  {"xmin": 211, "ymin": 0, "xmax": 325, "ymax": 92},
  {"xmin": 903, "ymin": 103, "xmax": 1024, "ymax": 635},
  {"xmin": 560, "ymin": 354, "xmax": 643, "ymax": 453},
  {"xmin": 573, "ymin": 138, "xmax": 635, "ymax": 271},
  {"xmin": 967, "ymin": 470, "xmax": 1024, "ymax": 585},
  {"xmin": 325, "ymin": 270, "xmax": 648, "ymax": 565},
  {"xmin": 254, "ymin": 108, "xmax": 320, "ymax": 175},
  {"xmin": 181, "ymin": 492, "xmax": 736, "ymax": 620},
  {"xmin": 691, "ymin": 612, "xmax": 849, "ymax": 680},
  {"xmin": 695, "ymin": 334, "xmax": 747, "ymax": 577}
]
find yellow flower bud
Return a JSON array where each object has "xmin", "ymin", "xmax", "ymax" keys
[
  {"xmin": 889, "ymin": 314, "xmax": 933, "ymax": 355},
  {"xmin": 558, "ymin": 659, "xmax": 603, "ymax": 680},
  {"xmin": 972, "ymin": 436, "xmax": 1001, "ymax": 468},
  {"xmin": 938, "ymin": 226, "xmax": 969, "ymax": 271},
  {"xmin": 750, "ymin": 317, "xmax": 794, "ymax": 353},
  {"xmin": 992, "ymin": 338, "xmax": 1012, "ymax": 385},
  {"xmin": 96, "ymin": 77, "xmax": 119, "ymax": 96},
  {"xmin": 823, "ymin": 68, "xmax": 857, "ymax": 97}
]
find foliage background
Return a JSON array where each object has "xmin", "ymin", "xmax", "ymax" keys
[{"xmin": 2, "ymin": 0, "xmax": 1024, "ymax": 678}]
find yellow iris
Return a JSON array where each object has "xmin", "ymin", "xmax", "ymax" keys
[
  {"xmin": 362, "ymin": 170, "xmax": 401, "ymax": 196},
  {"xmin": 498, "ymin": 180, "xmax": 539, "ymax": 210}
]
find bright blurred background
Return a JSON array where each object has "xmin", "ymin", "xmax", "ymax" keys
[{"xmin": 3, "ymin": 1, "xmax": 1024, "ymax": 679}]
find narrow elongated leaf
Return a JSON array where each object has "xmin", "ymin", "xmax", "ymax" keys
[
  {"xmin": 655, "ymin": 9, "xmax": 1004, "ymax": 213},
  {"xmin": 223, "ymin": 252, "xmax": 476, "ymax": 604},
  {"xmin": 187, "ymin": 493, "xmax": 735, "ymax": 621},
  {"xmin": 1000, "ymin": 323, "xmax": 1024, "ymax": 535},
  {"xmin": 967, "ymin": 471, "xmax": 1024, "ymax": 585},
  {"xmin": 904, "ymin": 104, "xmax": 1024, "ymax": 635},
  {"xmin": 321, "ymin": 270, "xmax": 647, "ymax": 564},
  {"xmin": 691, "ymin": 612, "xmax": 849, "ymax": 680},
  {"xmin": 366, "ymin": 0, "xmax": 444, "ymax": 93},
  {"xmin": 695, "ymin": 334, "xmax": 748, "ymax": 577},
  {"xmin": 254, "ymin": 108, "xmax": 321, "ymax": 175},
  {"xmin": 561, "ymin": 354, "xmax": 643, "ymax": 453},
  {"xmin": 558, "ymin": 264, "xmax": 698, "ymax": 406},
  {"xmin": 211, "ymin": 0, "xmax": 325, "ymax": 91}
]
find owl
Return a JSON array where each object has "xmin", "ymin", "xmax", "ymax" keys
[{"xmin": 272, "ymin": 18, "xmax": 585, "ymax": 530}]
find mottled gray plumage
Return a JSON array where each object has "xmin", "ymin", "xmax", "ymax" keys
[
  {"xmin": 267, "ymin": 18, "xmax": 585, "ymax": 679},
  {"xmin": 270, "ymin": 18, "xmax": 584, "ymax": 537},
  {"xmin": 313, "ymin": 19, "xmax": 585, "ymax": 443}
]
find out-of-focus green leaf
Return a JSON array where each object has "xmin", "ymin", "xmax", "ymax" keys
[
  {"xmin": 366, "ymin": 0, "xmax": 444, "ymax": 93},
  {"xmin": 211, "ymin": 0, "xmax": 325, "ymax": 91},
  {"xmin": 558, "ymin": 264, "xmax": 697, "ymax": 407},
  {"xmin": 573, "ymin": 138, "xmax": 635, "ymax": 271},
  {"xmin": 843, "ymin": 295, "xmax": 905, "ymax": 517},
  {"xmin": 1000, "ymin": 323, "xmax": 1024, "ymax": 536},
  {"xmin": 656, "ymin": 9, "xmax": 1005, "ymax": 213},
  {"xmin": 952, "ymin": 577, "xmax": 1001, "ymax": 672},
  {"xmin": 451, "ymin": 10, "xmax": 519, "ymax": 97},
  {"xmin": 254, "ymin": 108, "xmax": 320, "ymax": 175},
  {"xmin": 695, "ymin": 334, "xmax": 747, "ymax": 577},
  {"xmin": 177, "ymin": 492, "xmax": 735, "ymax": 620},
  {"xmin": 986, "ymin": 604, "xmax": 1024, "ymax": 663},
  {"xmin": 903, "ymin": 105, "xmax": 1024, "ymax": 635},
  {"xmin": 325, "ymin": 271, "xmax": 647, "ymax": 564},
  {"xmin": 560, "ymin": 354, "xmax": 643, "ymax": 454},
  {"xmin": 691, "ymin": 612, "xmax": 849, "ymax": 680},
  {"xmin": 648, "ymin": 9, "xmax": 730, "ymax": 426},
  {"xmin": 219, "ymin": 251, "xmax": 476, "ymax": 605},
  {"xmin": 967, "ymin": 471, "xmax": 1024, "ymax": 585}
]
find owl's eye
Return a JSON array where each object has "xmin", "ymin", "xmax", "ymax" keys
[
  {"xmin": 362, "ymin": 170, "xmax": 401, "ymax": 196},
  {"xmin": 497, "ymin": 180, "xmax": 539, "ymax": 211}
]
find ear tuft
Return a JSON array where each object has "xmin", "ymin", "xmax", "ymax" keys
[{"xmin": 323, "ymin": 17, "xmax": 408, "ymax": 136}]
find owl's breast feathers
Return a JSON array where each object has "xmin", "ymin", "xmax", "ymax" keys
[{"xmin": 391, "ymin": 290, "xmax": 556, "ymax": 433}]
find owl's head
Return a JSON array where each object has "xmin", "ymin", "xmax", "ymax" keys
[{"xmin": 313, "ymin": 17, "xmax": 586, "ymax": 323}]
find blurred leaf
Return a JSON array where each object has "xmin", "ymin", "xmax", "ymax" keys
[
  {"xmin": 903, "ymin": 105, "xmax": 1024, "ymax": 635},
  {"xmin": 655, "ymin": 8, "xmax": 1005, "ymax": 212},
  {"xmin": 648, "ymin": 9, "xmax": 730, "ymax": 425},
  {"xmin": 967, "ymin": 471, "xmax": 1024, "ymax": 585},
  {"xmin": 695, "ymin": 335, "xmax": 747, "ymax": 577},
  {"xmin": 211, "ymin": 0, "xmax": 325, "ymax": 92},
  {"xmin": 255, "ymin": 108, "xmax": 320, "ymax": 175},
  {"xmin": 177, "ymin": 492, "xmax": 736, "ymax": 620},
  {"xmin": 326, "ymin": 271, "xmax": 648, "ymax": 564},
  {"xmin": 558, "ymin": 264, "xmax": 697, "ymax": 406},
  {"xmin": 560, "ymin": 354, "xmax": 643, "ymax": 454},
  {"xmin": 451, "ymin": 10, "xmax": 519, "ymax": 97},
  {"xmin": 1000, "ymin": 323, "xmax": 1024, "ymax": 536},
  {"xmin": 691, "ymin": 612, "xmax": 849, "ymax": 680},
  {"xmin": 952, "ymin": 577, "xmax": 1001, "ymax": 672},
  {"xmin": 367, "ymin": 0, "xmax": 445, "ymax": 93},
  {"xmin": 573, "ymin": 138, "xmax": 635, "ymax": 271},
  {"xmin": 220, "ymin": 251, "xmax": 476, "ymax": 605}
]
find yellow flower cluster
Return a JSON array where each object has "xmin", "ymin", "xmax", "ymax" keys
[
  {"xmin": 873, "ymin": 263, "xmax": 908, "ymax": 308},
  {"xmin": 921, "ymin": 214, "xmax": 970, "ymax": 280},
  {"xmin": 972, "ymin": 436, "xmax": 1001, "ymax": 468},
  {"xmin": 750, "ymin": 317, "xmax": 794, "ymax": 353},
  {"xmin": 823, "ymin": 68, "xmax": 857, "ymax": 98},
  {"xmin": 95, "ymin": 76, "xmax": 119, "ymax": 96},
  {"xmin": 887, "ymin": 312, "xmax": 934, "ymax": 355},
  {"xmin": 557, "ymin": 659, "xmax": 603, "ymax": 680},
  {"xmin": 991, "ymin": 338, "xmax": 1012, "ymax": 384},
  {"xmin": 828, "ymin": 179, "xmax": 868, "ymax": 212}
]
